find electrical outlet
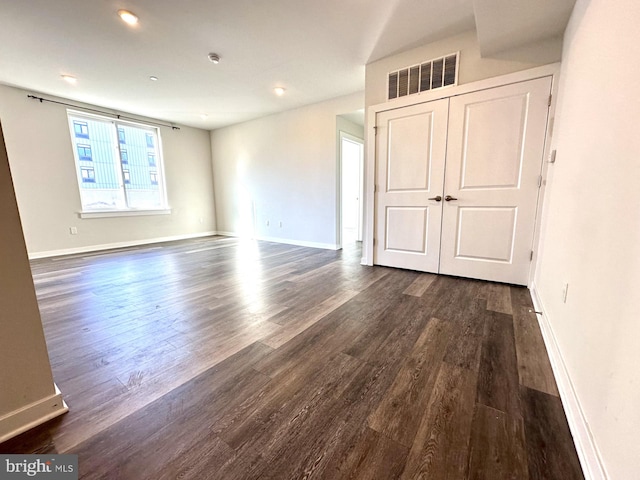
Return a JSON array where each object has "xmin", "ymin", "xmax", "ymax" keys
[
  {"xmin": 199, "ymin": 217, "xmax": 204, "ymax": 224},
  {"xmin": 266, "ymin": 220, "xmax": 270, "ymax": 226},
  {"xmin": 69, "ymin": 227, "xmax": 78, "ymax": 235},
  {"xmin": 562, "ymin": 283, "xmax": 569, "ymax": 303},
  {"xmin": 279, "ymin": 221, "xmax": 283, "ymax": 228}
]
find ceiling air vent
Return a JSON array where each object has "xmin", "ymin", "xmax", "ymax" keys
[{"xmin": 388, "ymin": 52, "xmax": 459, "ymax": 100}]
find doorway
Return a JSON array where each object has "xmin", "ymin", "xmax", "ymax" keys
[{"xmin": 340, "ymin": 132, "xmax": 364, "ymax": 247}]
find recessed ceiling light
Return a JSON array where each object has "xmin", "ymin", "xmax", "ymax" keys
[
  {"xmin": 149, "ymin": 76, "xmax": 158, "ymax": 81},
  {"xmin": 118, "ymin": 9, "xmax": 138, "ymax": 25},
  {"xmin": 208, "ymin": 53, "xmax": 220, "ymax": 64},
  {"xmin": 200, "ymin": 114, "xmax": 208, "ymax": 120},
  {"xmin": 274, "ymin": 87, "xmax": 286, "ymax": 96},
  {"xmin": 61, "ymin": 75, "xmax": 77, "ymax": 84}
]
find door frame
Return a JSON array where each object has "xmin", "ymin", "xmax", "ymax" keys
[
  {"xmin": 362, "ymin": 62, "xmax": 561, "ymax": 286},
  {"xmin": 338, "ymin": 131, "xmax": 364, "ymax": 248}
]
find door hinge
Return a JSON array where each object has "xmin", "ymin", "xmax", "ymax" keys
[
  {"xmin": 373, "ymin": 238, "xmax": 377, "ymax": 246},
  {"xmin": 530, "ymin": 250, "xmax": 534, "ymax": 261},
  {"xmin": 537, "ymin": 175, "xmax": 543, "ymax": 188},
  {"xmin": 548, "ymin": 94, "xmax": 552, "ymax": 107},
  {"xmin": 373, "ymin": 126, "xmax": 378, "ymax": 135},
  {"xmin": 374, "ymin": 184, "xmax": 378, "ymax": 193}
]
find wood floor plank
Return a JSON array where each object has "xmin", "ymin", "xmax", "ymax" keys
[
  {"xmin": 510, "ymin": 285, "xmax": 535, "ymax": 310},
  {"xmin": 219, "ymin": 352, "xmax": 362, "ymax": 451},
  {"xmin": 403, "ymin": 273, "xmax": 437, "ymax": 297},
  {"xmin": 72, "ymin": 342, "xmax": 273, "ymax": 479},
  {"xmin": 261, "ymin": 288, "xmax": 359, "ymax": 348},
  {"xmin": 442, "ymin": 299, "xmax": 487, "ymax": 371},
  {"xmin": 345, "ymin": 294, "xmax": 430, "ymax": 365},
  {"xmin": 368, "ymin": 317, "xmax": 451, "ymax": 447},
  {"xmin": 520, "ymin": 386, "xmax": 584, "ymax": 480},
  {"xmin": 158, "ymin": 436, "xmax": 239, "ymax": 480},
  {"xmin": 400, "ymin": 363, "xmax": 478, "ymax": 480},
  {"xmin": 254, "ymin": 311, "xmax": 365, "ymax": 379},
  {"xmin": 486, "ymin": 282, "xmax": 514, "ymax": 315},
  {"xmin": 512, "ymin": 304, "xmax": 560, "ymax": 396},
  {"xmin": 319, "ymin": 425, "xmax": 409, "ymax": 480},
  {"xmin": 477, "ymin": 310, "xmax": 522, "ymax": 417},
  {"xmin": 467, "ymin": 403, "xmax": 529, "ymax": 480},
  {"xmin": 215, "ymin": 356, "xmax": 369, "ymax": 479}
]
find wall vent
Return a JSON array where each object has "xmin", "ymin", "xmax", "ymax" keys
[{"xmin": 387, "ymin": 52, "xmax": 459, "ymax": 100}]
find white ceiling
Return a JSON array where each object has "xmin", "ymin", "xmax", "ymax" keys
[
  {"xmin": 473, "ymin": 0, "xmax": 576, "ymax": 56},
  {"xmin": 0, "ymin": 0, "xmax": 573, "ymax": 130}
]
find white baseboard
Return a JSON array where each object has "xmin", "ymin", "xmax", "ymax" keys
[
  {"xmin": 215, "ymin": 231, "xmax": 339, "ymax": 250},
  {"xmin": 529, "ymin": 283, "xmax": 608, "ymax": 480},
  {"xmin": 0, "ymin": 384, "xmax": 68, "ymax": 444},
  {"xmin": 28, "ymin": 231, "xmax": 218, "ymax": 259}
]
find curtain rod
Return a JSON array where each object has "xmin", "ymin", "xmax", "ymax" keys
[{"xmin": 27, "ymin": 94, "xmax": 180, "ymax": 130}]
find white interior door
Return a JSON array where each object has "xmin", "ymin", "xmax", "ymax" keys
[
  {"xmin": 374, "ymin": 99, "xmax": 448, "ymax": 272},
  {"xmin": 341, "ymin": 134, "xmax": 364, "ymax": 243},
  {"xmin": 439, "ymin": 77, "xmax": 552, "ymax": 284}
]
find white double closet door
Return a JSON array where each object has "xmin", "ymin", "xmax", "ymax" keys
[{"xmin": 374, "ymin": 76, "xmax": 552, "ymax": 285}]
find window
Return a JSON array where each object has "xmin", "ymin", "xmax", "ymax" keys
[
  {"xmin": 68, "ymin": 111, "xmax": 168, "ymax": 213},
  {"xmin": 77, "ymin": 144, "xmax": 92, "ymax": 161},
  {"xmin": 74, "ymin": 121, "xmax": 89, "ymax": 139},
  {"xmin": 80, "ymin": 167, "xmax": 95, "ymax": 182}
]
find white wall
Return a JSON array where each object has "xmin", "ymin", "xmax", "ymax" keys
[
  {"xmin": 0, "ymin": 121, "xmax": 66, "ymax": 441},
  {"xmin": 0, "ymin": 84, "xmax": 216, "ymax": 257},
  {"xmin": 534, "ymin": 0, "xmax": 640, "ymax": 478},
  {"xmin": 210, "ymin": 92, "xmax": 363, "ymax": 249},
  {"xmin": 365, "ymin": 29, "xmax": 562, "ymax": 108}
]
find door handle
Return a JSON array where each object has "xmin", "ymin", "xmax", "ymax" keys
[
  {"xmin": 428, "ymin": 196, "xmax": 442, "ymax": 202},
  {"xmin": 445, "ymin": 195, "xmax": 458, "ymax": 201}
]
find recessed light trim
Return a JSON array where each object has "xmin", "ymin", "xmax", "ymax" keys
[
  {"xmin": 61, "ymin": 75, "xmax": 77, "ymax": 84},
  {"xmin": 274, "ymin": 87, "xmax": 286, "ymax": 96},
  {"xmin": 149, "ymin": 76, "xmax": 158, "ymax": 81},
  {"xmin": 200, "ymin": 114, "xmax": 209, "ymax": 120},
  {"xmin": 118, "ymin": 9, "xmax": 138, "ymax": 25},
  {"xmin": 208, "ymin": 53, "xmax": 220, "ymax": 64}
]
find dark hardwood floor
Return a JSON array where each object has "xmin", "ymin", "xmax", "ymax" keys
[{"xmin": 0, "ymin": 236, "xmax": 584, "ymax": 479}]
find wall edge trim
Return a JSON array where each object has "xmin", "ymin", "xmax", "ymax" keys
[
  {"xmin": 0, "ymin": 384, "xmax": 68, "ymax": 444},
  {"xmin": 215, "ymin": 231, "xmax": 339, "ymax": 250},
  {"xmin": 27, "ymin": 231, "xmax": 218, "ymax": 259},
  {"xmin": 529, "ymin": 283, "xmax": 609, "ymax": 480}
]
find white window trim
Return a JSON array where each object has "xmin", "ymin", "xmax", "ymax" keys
[
  {"xmin": 79, "ymin": 208, "xmax": 172, "ymax": 219},
  {"xmin": 67, "ymin": 109, "xmax": 170, "ymax": 215}
]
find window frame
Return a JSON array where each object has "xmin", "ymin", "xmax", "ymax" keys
[
  {"xmin": 67, "ymin": 110, "xmax": 170, "ymax": 217},
  {"xmin": 73, "ymin": 121, "xmax": 89, "ymax": 139},
  {"xmin": 80, "ymin": 167, "xmax": 95, "ymax": 183},
  {"xmin": 77, "ymin": 144, "xmax": 93, "ymax": 161}
]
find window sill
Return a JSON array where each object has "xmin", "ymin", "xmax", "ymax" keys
[{"xmin": 79, "ymin": 208, "xmax": 172, "ymax": 219}]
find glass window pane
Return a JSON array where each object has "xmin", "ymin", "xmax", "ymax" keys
[{"xmin": 68, "ymin": 111, "xmax": 167, "ymax": 212}]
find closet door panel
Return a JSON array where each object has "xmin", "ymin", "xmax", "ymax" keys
[
  {"xmin": 439, "ymin": 76, "xmax": 552, "ymax": 285},
  {"xmin": 374, "ymin": 99, "xmax": 448, "ymax": 272}
]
